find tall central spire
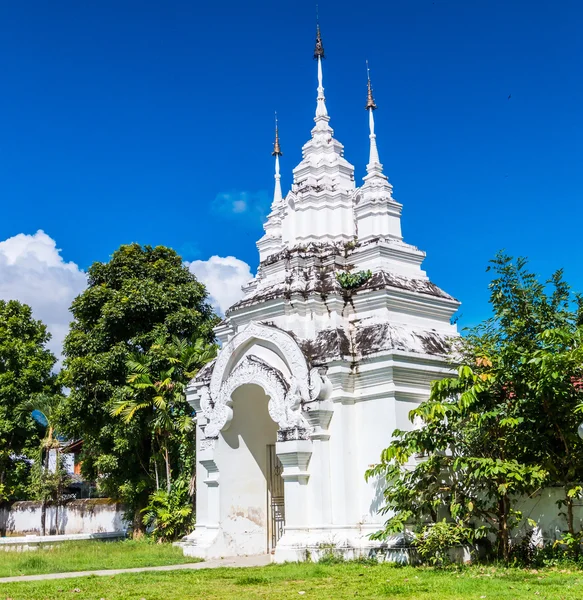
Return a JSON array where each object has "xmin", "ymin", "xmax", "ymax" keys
[
  {"xmin": 272, "ymin": 113, "xmax": 283, "ymax": 206},
  {"xmin": 313, "ymin": 24, "xmax": 330, "ymax": 132},
  {"xmin": 365, "ymin": 61, "xmax": 382, "ymax": 170}
]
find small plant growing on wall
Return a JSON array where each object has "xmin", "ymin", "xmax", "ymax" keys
[
  {"xmin": 336, "ymin": 270, "xmax": 372, "ymax": 290},
  {"xmin": 344, "ymin": 238, "xmax": 358, "ymax": 252}
]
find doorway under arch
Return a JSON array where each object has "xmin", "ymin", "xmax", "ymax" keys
[{"xmin": 217, "ymin": 383, "xmax": 284, "ymax": 554}]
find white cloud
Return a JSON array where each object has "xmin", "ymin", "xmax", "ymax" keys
[
  {"xmin": 212, "ymin": 190, "xmax": 270, "ymax": 224},
  {"xmin": 0, "ymin": 231, "xmax": 254, "ymax": 359},
  {"xmin": 0, "ymin": 231, "xmax": 87, "ymax": 360},
  {"xmin": 187, "ymin": 255, "xmax": 253, "ymax": 315}
]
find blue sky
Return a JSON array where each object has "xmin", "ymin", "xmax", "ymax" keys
[{"xmin": 0, "ymin": 0, "xmax": 581, "ymax": 342}]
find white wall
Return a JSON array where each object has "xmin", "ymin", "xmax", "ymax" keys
[
  {"xmin": 0, "ymin": 499, "xmax": 128, "ymax": 536},
  {"xmin": 217, "ymin": 384, "xmax": 278, "ymax": 555},
  {"xmin": 515, "ymin": 487, "xmax": 583, "ymax": 543},
  {"xmin": 47, "ymin": 450, "xmax": 74, "ymax": 474}
]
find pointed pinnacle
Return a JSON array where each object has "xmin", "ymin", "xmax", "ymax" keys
[
  {"xmin": 366, "ymin": 61, "xmax": 377, "ymax": 110},
  {"xmin": 272, "ymin": 114, "xmax": 282, "ymax": 156},
  {"xmin": 314, "ymin": 24, "xmax": 325, "ymax": 59}
]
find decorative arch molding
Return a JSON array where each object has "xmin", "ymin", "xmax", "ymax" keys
[
  {"xmin": 209, "ymin": 322, "xmax": 311, "ymax": 402},
  {"xmin": 200, "ymin": 355, "xmax": 309, "ymax": 439},
  {"xmin": 197, "ymin": 322, "xmax": 332, "ymax": 442}
]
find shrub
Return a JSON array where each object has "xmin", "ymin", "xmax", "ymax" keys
[
  {"xmin": 336, "ymin": 270, "xmax": 372, "ymax": 290},
  {"xmin": 142, "ymin": 479, "xmax": 194, "ymax": 542},
  {"xmin": 414, "ymin": 520, "xmax": 482, "ymax": 567}
]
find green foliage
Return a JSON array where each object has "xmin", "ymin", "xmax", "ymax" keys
[
  {"xmin": 367, "ymin": 253, "xmax": 583, "ymax": 563},
  {"xmin": 60, "ymin": 243, "xmax": 219, "ymax": 533},
  {"xmin": 336, "ymin": 270, "xmax": 372, "ymax": 290},
  {"xmin": 20, "ymin": 392, "xmax": 70, "ymax": 534},
  {"xmin": 414, "ymin": 520, "xmax": 483, "ymax": 566},
  {"xmin": 142, "ymin": 479, "xmax": 195, "ymax": 542},
  {"xmin": 111, "ymin": 332, "xmax": 215, "ymax": 537},
  {"xmin": 26, "ymin": 448, "xmax": 72, "ymax": 533},
  {"xmin": 0, "ymin": 300, "xmax": 57, "ymax": 503},
  {"xmin": 343, "ymin": 239, "xmax": 358, "ymax": 252}
]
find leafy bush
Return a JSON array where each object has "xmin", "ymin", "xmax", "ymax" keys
[
  {"xmin": 414, "ymin": 520, "xmax": 481, "ymax": 566},
  {"xmin": 336, "ymin": 270, "xmax": 372, "ymax": 290},
  {"xmin": 142, "ymin": 479, "xmax": 194, "ymax": 542},
  {"xmin": 367, "ymin": 254, "xmax": 583, "ymax": 564}
]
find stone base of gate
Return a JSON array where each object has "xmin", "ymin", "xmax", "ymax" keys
[
  {"xmin": 273, "ymin": 526, "xmax": 412, "ymax": 564},
  {"xmin": 178, "ymin": 523, "xmax": 271, "ymax": 559},
  {"xmin": 176, "ymin": 525, "xmax": 225, "ymax": 559}
]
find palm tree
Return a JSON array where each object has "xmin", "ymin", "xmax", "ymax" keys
[
  {"xmin": 20, "ymin": 393, "xmax": 65, "ymax": 535},
  {"xmin": 110, "ymin": 335, "xmax": 217, "ymax": 493},
  {"xmin": 167, "ymin": 336, "xmax": 217, "ymax": 380}
]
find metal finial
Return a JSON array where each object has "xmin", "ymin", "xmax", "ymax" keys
[
  {"xmin": 272, "ymin": 112, "xmax": 282, "ymax": 156},
  {"xmin": 313, "ymin": 22, "xmax": 325, "ymax": 59},
  {"xmin": 365, "ymin": 60, "xmax": 377, "ymax": 110}
]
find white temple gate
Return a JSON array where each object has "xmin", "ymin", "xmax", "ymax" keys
[{"xmin": 179, "ymin": 27, "xmax": 459, "ymax": 561}]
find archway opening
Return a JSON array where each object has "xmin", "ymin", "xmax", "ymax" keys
[{"xmin": 218, "ymin": 383, "xmax": 282, "ymax": 554}]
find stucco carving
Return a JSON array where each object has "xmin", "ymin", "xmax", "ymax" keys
[
  {"xmin": 199, "ymin": 437, "xmax": 217, "ymax": 452},
  {"xmin": 201, "ymin": 356, "xmax": 309, "ymax": 439},
  {"xmin": 309, "ymin": 367, "xmax": 333, "ymax": 401},
  {"xmin": 209, "ymin": 322, "xmax": 311, "ymax": 402}
]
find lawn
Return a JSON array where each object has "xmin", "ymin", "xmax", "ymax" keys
[
  {"xmin": 0, "ymin": 539, "xmax": 196, "ymax": 578},
  {"xmin": 2, "ymin": 561, "xmax": 583, "ymax": 599}
]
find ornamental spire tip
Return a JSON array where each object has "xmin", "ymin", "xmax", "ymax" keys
[
  {"xmin": 366, "ymin": 61, "xmax": 377, "ymax": 111},
  {"xmin": 314, "ymin": 23, "xmax": 325, "ymax": 59},
  {"xmin": 272, "ymin": 112, "xmax": 282, "ymax": 157}
]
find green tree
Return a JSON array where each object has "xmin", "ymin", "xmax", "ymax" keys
[
  {"xmin": 111, "ymin": 334, "xmax": 216, "ymax": 494},
  {"xmin": 367, "ymin": 254, "xmax": 583, "ymax": 562},
  {"xmin": 60, "ymin": 244, "xmax": 218, "ymax": 535},
  {"xmin": 142, "ymin": 478, "xmax": 195, "ymax": 542},
  {"xmin": 0, "ymin": 300, "xmax": 57, "ymax": 503},
  {"xmin": 20, "ymin": 393, "xmax": 69, "ymax": 535}
]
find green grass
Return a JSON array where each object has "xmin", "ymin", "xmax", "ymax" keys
[
  {"xmin": 2, "ymin": 562, "xmax": 583, "ymax": 599},
  {"xmin": 0, "ymin": 539, "xmax": 197, "ymax": 577}
]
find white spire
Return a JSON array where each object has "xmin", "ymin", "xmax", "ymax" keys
[
  {"xmin": 273, "ymin": 155, "xmax": 282, "ymax": 205},
  {"xmin": 313, "ymin": 25, "xmax": 331, "ymax": 136},
  {"xmin": 316, "ymin": 55, "xmax": 328, "ymax": 119},
  {"xmin": 272, "ymin": 113, "xmax": 283, "ymax": 206},
  {"xmin": 368, "ymin": 109, "xmax": 381, "ymax": 167},
  {"xmin": 365, "ymin": 61, "xmax": 383, "ymax": 175},
  {"xmin": 356, "ymin": 62, "xmax": 401, "ymax": 243}
]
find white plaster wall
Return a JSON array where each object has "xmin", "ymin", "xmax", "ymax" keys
[
  {"xmin": 48, "ymin": 450, "xmax": 74, "ymax": 474},
  {"xmin": 0, "ymin": 500, "xmax": 128, "ymax": 536},
  {"xmin": 216, "ymin": 384, "xmax": 278, "ymax": 555},
  {"xmin": 355, "ymin": 395, "xmax": 396, "ymax": 525},
  {"xmin": 515, "ymin": 488, "xmax": 583, "ymax": 543}
]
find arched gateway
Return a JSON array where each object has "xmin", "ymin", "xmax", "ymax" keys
[
  {"xmin": 182, "ymin": 322, "xmax": 332, "ymax": 557},
  {"xmin": 179, "ymin": 27, "xmax": 459, "ymax": 561}
]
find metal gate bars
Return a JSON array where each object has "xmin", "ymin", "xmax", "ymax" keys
[{"xmin": 266, "ymin": 444, "xmax": 285, "ymax": 551}]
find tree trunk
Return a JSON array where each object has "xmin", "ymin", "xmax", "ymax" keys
[
  {"xmin": 154, "ymin": 458, "xmax": 160, "ymax": 491},
  {"xmin": 165, "ymin": 446, "xmax": 171, "ymax": 494},
  {"xmin": 567, "ymin": 495, "xmax": 575, "ymax": 536},
  {"xmin": 132, "ymin": 502, "xmax": 147, "ymax": 539},
  {"xmin": 41, "ymin": 502, "xmax": 47, "ymax": 537},
  {"xmin": 41, "ymin": 448, "xmax": 49, "ymax": 536},
  {"xmin": 566, "ymin": 492, "xmax": 579, "ymax": 559},
  {"xmin": 55, "ymin": 447, "xmax": 61, "ymax": 535},
  {"xmin": 498, "ymin": 496, "xmax": 510, "ymax": 562}
]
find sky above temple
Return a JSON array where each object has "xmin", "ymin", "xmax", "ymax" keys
[{"xmin": 0, "ymin": 0, "xmax": 581, "ymax": 356}]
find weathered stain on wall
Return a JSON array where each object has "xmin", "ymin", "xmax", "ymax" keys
[{"xmin": 0, "ymin": 499, "xmax": 128, "ymax": 537}]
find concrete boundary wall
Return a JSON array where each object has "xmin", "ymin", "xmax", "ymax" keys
[
  {"xmin": 515, "ymin": 487, "xmax": 583, "ymax": 542},
  {"xmin": 0, "ymin": 499, "xmax": 128, "ymax": 537}
]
